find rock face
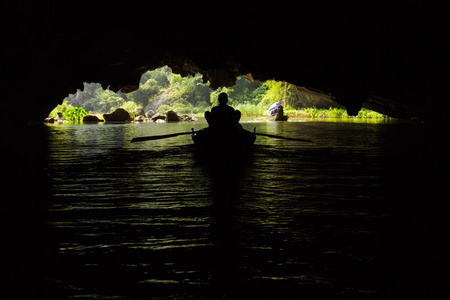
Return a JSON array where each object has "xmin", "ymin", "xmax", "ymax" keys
[
  {"xmin": 135, "ymin": 107, "xmax": 145, "ymax": 116},
  {"xmin": 83, "ymin": 115, "xmax": 103, "ymax": 123},
  {"xmin": 2, "ymin": 3, "xmax": 447, "ymax": 123},
  {"xmin": 179, "ymin": 114, "xmax": 197, "ymax": 122},
  {"xmin": 150, "ymin": 113, "xmax": 166, "ymax": 122},
  {"xmin": 103, "ymin": 108, "xmax": 131, "ymax": 122},
  {"xmin": 134, "ymin": 115, "xmax": 145, "ymax": 122},
  {"xmin": 363, "ymin": 96, "xmax": 412, "ymax": 119},
  {"xmin": 145, "ymin": 110, "xmax": 155, "ymax": 118},
  {"xmin": 166, "ymin": 110, "xmax": 179, "ymax": 122}
]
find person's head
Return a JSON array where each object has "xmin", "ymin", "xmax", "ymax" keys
[{"xmin": 218, "ymin": 93, "xmax": 228, "ymax": 105}]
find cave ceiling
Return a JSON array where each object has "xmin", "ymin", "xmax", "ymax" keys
[{"xmin": 1, "ymin": 1, "xmax": 448, "ymax": 122}]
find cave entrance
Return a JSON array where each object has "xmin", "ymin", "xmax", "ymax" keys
[{"xmin": 45, "ymin": 66, "xmax": 387, "ymax": 123}]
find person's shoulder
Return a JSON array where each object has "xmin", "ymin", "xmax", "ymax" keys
[{"xmin": 225, "ymin": 105, "xmax": 235, "ymax": 111}]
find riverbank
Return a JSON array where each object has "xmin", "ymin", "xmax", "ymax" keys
[{"xmin": 193, "ymin": 107, "xmax": 389, "ymax": 119}]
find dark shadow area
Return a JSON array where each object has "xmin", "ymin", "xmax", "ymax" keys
[
  {"xmin": 1, "ymin": 116, "xmax": 446, "ymax": 299},
  {"xmin": 2, "ymin": 2, "xmax": 448, "ymax": 124},
  {"xmin": 1, "ymin": 125, "xmax": 54, "ymax": 299}
]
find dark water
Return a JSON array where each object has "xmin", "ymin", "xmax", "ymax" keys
[{"xmin": 1, "ymin": 120, "xmax": 446, "ymax": 299}]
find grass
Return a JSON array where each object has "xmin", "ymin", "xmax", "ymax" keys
[
  {"xmin": 234, "ymin": 104, "xmax": 388, "ymax": 119},
  {"xmin": 192, "ymin": 105, "xmax": 388, "ymax": 119},
  {"xmin": 233, "ymin": 103, "xmax": 268, "ymax": 116},
  {"xmin": 71, "ymin": 102, "xmax": 387, "ymax": 120},
  {"xmin": 285, "ymin": 107, "xmax": 387, "ymax": 118}
]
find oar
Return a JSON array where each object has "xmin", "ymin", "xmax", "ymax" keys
[
  {"xmin": 131, "ymin": 130, "xmax": 196, "ymax": 143},
  {"xmin": 255, "ymin": 132, "xmax": 313, "ymax": 143}
]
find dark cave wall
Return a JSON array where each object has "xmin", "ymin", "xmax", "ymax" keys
[{"xmin": 1, "ymin": 1, "xmax": 448, "ymax": 123}]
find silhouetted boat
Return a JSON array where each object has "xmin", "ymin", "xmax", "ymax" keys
[
  {"xmin": 191, "ymin": 127, "xmax": 256, "ymax": 153},
  {"xmin": 269, "ymin": 115, "xmax": 289, "ymax": 121}
]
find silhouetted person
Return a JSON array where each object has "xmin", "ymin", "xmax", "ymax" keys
[
  {"xmin": 276, "ymin": 105, "xmax": 284, "ymax": 117},
  {"xmin": 205, "ymin": 93, "xmax": 241, "ymax": 132}
]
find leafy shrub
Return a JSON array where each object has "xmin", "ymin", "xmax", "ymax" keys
[{"xmin": 63, "ymin": 106, "xmax": 87, "ymax": 122}]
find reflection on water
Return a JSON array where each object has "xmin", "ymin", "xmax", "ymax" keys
[{"xmin": 1, "ymin": 120, "xmax": 445, "ymax": 299}]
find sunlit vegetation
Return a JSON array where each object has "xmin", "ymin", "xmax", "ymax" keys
[
  {"xmin": 48, "ymin": 66, "xmax": 388, "ymax": 122},
  {"xmin": 285, "ymin": 107, "xmax": 387, "ymax": 118},
  {"xmin": 48, "ymin": 100, "xmax": 88, "ymax": 122}
]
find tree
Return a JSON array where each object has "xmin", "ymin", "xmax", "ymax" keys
[
  {"xmin": 228, "ymin": 76, "xmax": 265, "ymax": 104},
  {"xmin": 64, "ymin": 106, "xmax": 87, "ymax": 122},
  {"xmin": 259, "ymin": 80, "xmax": 285, "ymax": 106},
  {"xmin": 210, "ymin": 86, "xmax": 233, "ymax": 106},
  {"xmin": 129, "ymin": 78, "xmax": 160, "ymax": 108},
  {"xmin": 182, "ymin": 73, "xmax": 210, "ymax": 106},
  {"xmin": 90, "ymin": 87, "xmax": 125, "ymax": 113}
]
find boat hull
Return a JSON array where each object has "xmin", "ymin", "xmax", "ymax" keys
[
  {"xmin": 269, "ymin": 115, "xmax": 288, "ymax": 121},
  {"xmin": 192, "ymin": 128, "xmax": 255, "ymax": 153}
]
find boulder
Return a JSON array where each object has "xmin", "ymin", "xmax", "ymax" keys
[
  {"xmin": 166, "ymin": 110, "xmax": 180, "ymax": 122},
  {"xmin": 145, "ymin": 110, "xmax": 155, "ymax": 118},
  {"xmin": 83, "ymin": 115, "xmax": 103, "ymax": 123},
  {"xmin": 135, "ymin": 107, "xmax": 145, "ymax": 116},
  {"xmin": 151, "ymin": 113, "xmax": 166, "ymax": 122},
  {"xmin": 103, "ymin": 108, "xmax": 131, "ymax": 122},
  {"xmin": 179, "ymin": 114, "xmax": 198, "ymax": 122},
  {"xmin": 134, "ymin": 115, "xmax": 145, "ymax": 122}
]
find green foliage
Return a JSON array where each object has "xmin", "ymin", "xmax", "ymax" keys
[
  {"xmin": 121, "ymin": 101, "xmax": 139, "ymax": 118},
  {"xmin": 128, "ymin": 78, "xmax": 160, "ymax": 108},
  {"xmin": 90, "ymin": 88, "xmax": 125, "ymax": 113},
  {"xmin": 64, "ymin": 106, "xmax": 88, "ymax": 122},
  {"xmin": 233, "ymin": 102, "xmax": 267, "ymax": 116},
  {"xmin": 356, "ymin": 109, "xmax": 386, "ymax": 118},
  {"xmin": 285, "ymin": 107, "xmax": 387, "ymax": 118},
  {"xmin": 227, "ymin": 76, "xmax": 265, "ymax": 105},
  {"xmin": 260, "ymin": 80, "xmax": 285, "ymax": 107},
  {"xmin": 140, "ymin": 66, "xmax": 170, "ymax": 86},
  {"xmin": 48, "ymin": 100, "xmax": 87, "ymax": 122},
  {"xmin": 210, "ymin": 86, "xmax": 232, "ymax": 106},
  {"xmin": 154, "ymin": 73, "xmax": 211, "ymax": 111},
  {"xmin": 48, "ymin": 100, "xmax": 71, "ymax": 118},
  {"xmin": 48, "ymin": 100, "xmax": 88, "ymax": 123}
]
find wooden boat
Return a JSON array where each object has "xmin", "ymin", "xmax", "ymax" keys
[
  {"xmin": 190, "ymin": 127, "xmax": 255, "ymax": 165},
  {"xmin": 269, "ymin": 115, "xmax": 289, "ymax": 121},
  {"xmin": 191, "ymin": 127, "xmax": 256, "ymax": 153},
  {"xmin": 131, "ymin": 125, "xmax": 311, "ymax": 148}
]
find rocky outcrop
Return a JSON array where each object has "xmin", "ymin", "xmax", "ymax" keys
[
  {"xmin": 134, "ymin": 115, "xmax": 145, "ymax": 122},
  {"xmin": 103, "ymin": 108, "xmax": 131, "ymax": 122},
  {"xmin": 135, "ymin": 111, "xmax": 197, "ymax": 123},
  {"xmin": 363, "ymin": 95, "xmax": 412, "ymax": 119},
  {"xmin": 150, "ymin": 113, "xmax": 166, "ymax": 122},
  {"xmin": 179, "ymin": 114, "xmax": 198, "ymax": 122},
  {"xmin": 145, "ymin": 110, "xmax": 155, "ymax": 118},
  {"xmin": 83, "ymin": 115, "xmax": 103, "ymax": 123},
  {"xmin": 166, "ymin": 110, "xmax": 179, "ymax": 122},
  {"xmin": 135, "ymin": 107, "xmax": 145, "ymax": 117}
]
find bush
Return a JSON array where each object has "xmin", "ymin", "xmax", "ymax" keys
[
  {"xmin": 233, "ymin": 102, "xmax": 267, "ymax": 116},
  {"xmin": 63, "ymin": 106, "xmax": 87, "ymax": 123},
  {"xmin": 48, "ymin": 100, "xmax": 71, "ymax": 118},
  {"xmin": 121, "ymin": 101, "xmax": 139, "ymax": 118}
]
